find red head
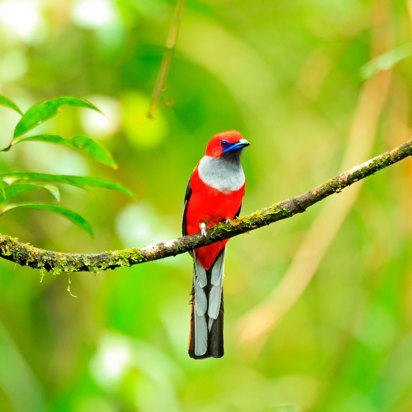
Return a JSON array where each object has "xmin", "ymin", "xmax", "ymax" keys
[{"xmin": 205, "ymin": 130, "xmax": 250, "ymax": 158}]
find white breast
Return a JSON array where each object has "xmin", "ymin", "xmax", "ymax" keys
[{"xmin": 197, "ymin": 156, "xmax": 245, "ymax": 193}]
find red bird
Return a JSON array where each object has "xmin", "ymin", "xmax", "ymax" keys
[{"xmin": 182, "ymin": 130, "xmax": 250, "ymax": 359}]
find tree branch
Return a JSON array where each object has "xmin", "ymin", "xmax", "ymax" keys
[{"xmin": 0, "ymin": 139, "xmax": 410, "ymax": 274}]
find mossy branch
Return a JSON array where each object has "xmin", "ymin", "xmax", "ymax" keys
[{"xmin": 0, "ymin": 139, "xmax": 410, "ymax": 274}]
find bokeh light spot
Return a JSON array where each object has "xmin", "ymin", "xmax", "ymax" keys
[
  {"xmin": 0, "ymin": 0, "xmax": 42, "ymax": 40},
  {"xmin": 80, "ymin": 95, "xmax": 121, "ymax": 139},
  {"xmin": 90, "ymin": 338, "xmax": 131, "ymax": 388},
  {"xmin": 71, "ymin": 0, "xmax": 117, "ymax": 28},
  {"xmin": 120, "ymin": 92, "xmax": 166, "ymax": 149}
]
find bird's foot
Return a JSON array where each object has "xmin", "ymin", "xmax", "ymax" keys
[
  {"xmin": 200, "ymin": 222, "xmax": 207, "ymax": 237},
  {"xmin": 225, "ymin": 219, "xmax": 231, "ymax": 224}
]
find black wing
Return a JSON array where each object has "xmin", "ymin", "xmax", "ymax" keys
[
  {"xmin": 234, "ymin": 204, "xmax": 242, "ymax": 219},
  {"xmin": 182, "ymin": 173, "xmax": 193, "ymax": 236}
]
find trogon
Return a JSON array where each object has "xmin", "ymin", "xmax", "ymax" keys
[{"xmin": 182, "ymin": 130, "xmax": 250, "ymax": 359}]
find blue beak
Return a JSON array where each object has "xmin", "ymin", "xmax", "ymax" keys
[{"xmin": 222, "ymin": 138, "xmax": 250, "ymax": 153}]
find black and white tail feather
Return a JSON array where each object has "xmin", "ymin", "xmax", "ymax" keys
[
  {"xmin": 182, "ymin": 170, "xmax": 241, "ymax": 359},
  {"xmin": 189, "ymin": 249, "xmax": 225, "ymax": 359}
]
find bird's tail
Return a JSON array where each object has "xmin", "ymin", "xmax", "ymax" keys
[{"xmin": 188, "ymin": 250, "xmax": 225, "ymax": 359}]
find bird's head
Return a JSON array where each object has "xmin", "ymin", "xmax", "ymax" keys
[{"xmin": 205, "ymin": 130, "xmax": 250, "ymax": 159}]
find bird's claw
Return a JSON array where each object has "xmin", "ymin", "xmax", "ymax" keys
[{"xmin": 200, "ymin": 222, "xmax": 207, "ymax": 237}]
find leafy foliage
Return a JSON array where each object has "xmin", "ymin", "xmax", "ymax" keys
[
  {"xmin": 13, "ymin": 134, "xmax": 118, "ymax": 169},
  {"xmin": 13, "ymin": 96, "xmax": 101, "ymax": 138},
  {"xmin": 0, "ymin": 172, "xmax": 133, "ymax": 197},
  {"xmin": 2, "ymin": 203, "xmax": 93, "ymax": 236},
  {"xmin": 0, "ymin": 182, "xmax": 60, "ymax": 202},
  {"xmin": 0, "ymin": 95, "xmax": 132, "ymax": 235},
  {"xmin": 0, "ymin": 95, "xmax": 23, "ymax": 116}
]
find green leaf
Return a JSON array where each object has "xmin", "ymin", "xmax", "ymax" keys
[
  {"xmin": 0, "ymin": 183, "xmax": 60, "ymax": 202},
  {"xmin": 13, "ymin": 134, "xmax": 117, "ymax": 169},
  {"xmin": 360, "ymin": 42, "xmax": 412, "ymax": 79},
  {"xmin": 1, "ymin": 203, "xmax": 93, "ymax": 237},
  {"xmin": 14, "ymin": 97, "xmax": 102, "ymax": 138},
  {"xmin": 0, "ymin": 95, "xmax": 23, "ymax": 116},
  {"xmin": 0, "ymin": 172, "xmax": 134, "ymax": 197},
  {"xmin": 42, "ymin": 185, "xmax": 60, "ymax": 202}
]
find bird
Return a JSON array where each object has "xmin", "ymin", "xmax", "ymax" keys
[{"xmin": 182, "ymin": 130, "xmax": 250, "ymax": 359}]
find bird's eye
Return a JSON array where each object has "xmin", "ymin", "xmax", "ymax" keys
[{"xmin": 221, "ymin": 140, "xmax": 228, "ymax": 148}]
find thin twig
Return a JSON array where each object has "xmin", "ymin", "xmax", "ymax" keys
[
  {"xmin": 147, "ymin": 0, "xmax": 187, "ymax": 118},
  {"xmin": 0, "ymin": 139, "xmax": 410, "ymax": 273}
]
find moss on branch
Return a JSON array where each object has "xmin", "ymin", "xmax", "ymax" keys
[{"xmin": 0, "ymin": 139, "xmax": 410, "ymax": 273}]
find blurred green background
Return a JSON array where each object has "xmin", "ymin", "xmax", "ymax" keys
[{"xmin": 0, "ymin": 0, "xmax": 411, "ymax": 411}]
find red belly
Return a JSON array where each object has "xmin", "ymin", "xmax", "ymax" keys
[{"xmin": 185, "ymin": 171, "xmax": 244, "ymax": 270}]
